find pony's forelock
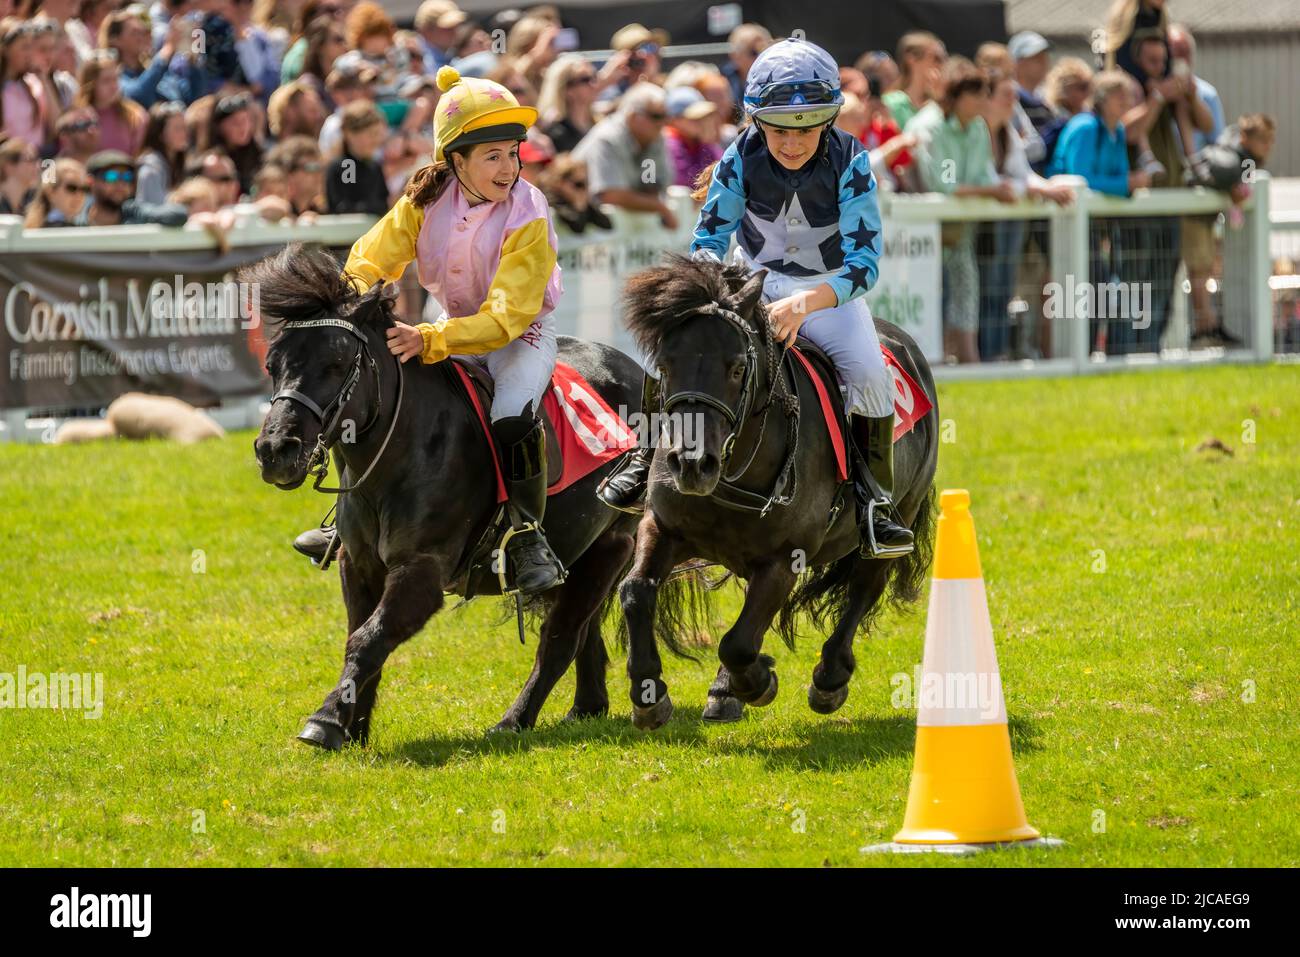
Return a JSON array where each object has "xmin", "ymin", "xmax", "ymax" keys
[
  {"xmin": 621, "ymin": 254, "xmax": 767, "ymax": 358},
  {"xmin": 238, "ymin": 243, "xmax": 394, "ymax": 343}
]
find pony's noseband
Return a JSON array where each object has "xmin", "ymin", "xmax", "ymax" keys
[
  {"xmin": 269, "ymin": 315, "xmax": 404, "ymax": 494},
  {"xmin": 658, "ymin": 302, "xmax": 761, "ymax": 473}
]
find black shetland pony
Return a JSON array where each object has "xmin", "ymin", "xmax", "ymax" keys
[
  {"xmin": 618, "ymin": 255, "xmax": 938, "ymax": 729},
  {"xmin": 245, "ymin": 245, "xmax": 644, "ymax": 746}
]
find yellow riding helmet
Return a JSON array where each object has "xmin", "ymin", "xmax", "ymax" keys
[{"xmin": 432, "ymin": 66, "xmax": 538, "ymax": 164}]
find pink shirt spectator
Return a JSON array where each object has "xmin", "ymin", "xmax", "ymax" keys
[
  {"xmin": 2, "ymin": 77, "xmax": 47, "ymax": 149},
  {"xmin": 414, "ymin": 177, "xmax": 562, "ymax": 320},
  {"xmin": 664, "ymin": 126, "xmax": 723, "ymax": 188},
  {"xmin": 94, "ymin": 106, "xmax": 143, "ymax": 156}
]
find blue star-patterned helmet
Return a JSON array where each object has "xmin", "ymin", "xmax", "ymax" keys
[{"xmin": 742, "ymin": 37, "xmax": 843, "ymax": 129}]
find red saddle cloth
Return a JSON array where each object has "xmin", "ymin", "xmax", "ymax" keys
[
  {"xmin": 453, "ymin": 361, "xmax": 638, "ymax": 503},
  {"xmin": 788, "ymin": 345, "xmax": 933, "ymax": 483}
]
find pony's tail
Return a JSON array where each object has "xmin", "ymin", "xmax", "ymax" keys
[
  {"xmin": 609, "ymin": 561, "xmax": 720, "ymax": 661},
  {"xmin": 778, "ymin": 484, "xmax": 937, "ymax": 642}
]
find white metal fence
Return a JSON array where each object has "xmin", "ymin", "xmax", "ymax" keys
[{"xmin": 0, "ymin": 173, "xmax": 1279, "ymax": 441}]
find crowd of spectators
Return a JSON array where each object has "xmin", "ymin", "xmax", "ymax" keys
[{"xmin": 0, "ymin": 0, "xmax": 1280, "ymax": 360}]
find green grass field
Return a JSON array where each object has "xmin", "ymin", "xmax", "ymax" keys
[{"xmin": 1, "ymin": 363, "xmax": 1296, "ymax": 867}]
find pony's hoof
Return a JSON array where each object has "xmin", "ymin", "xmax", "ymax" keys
[
  {"xmin": 701, "ymin": 694, "xmax": 745, "ymax": 723},
  {"xmin": 807, "ymin": 681, "xmax": 849, "ymax": 715},
  {"xmin": 487, "ymin": 718, "xmax": 521, "ymax": 734},
  {"xmin": 750, "ymin": 668, "xmax": 779, "ymax": 708},
  {"xmin": 631, "ymin": 693, "xmax": 673, "ymax": 730},
  {"xmin": 562, "ymin": 705, "xmax": 608, "ymax": 722},
  {"xmin": 297, "ymin": 719, "xmax": 347, "ymax": 751}
]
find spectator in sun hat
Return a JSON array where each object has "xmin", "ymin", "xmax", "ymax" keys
[
  {"xmin": 413, "ymin": 0, "xmax": 467, "ymax": 74},
  {"xmin": 572, "ymin": 81, "xmax": 676, "ymax": 228},
  {"xmin": 597, "ymin": 22, "xmax": 669, "ymax": 101},
  {"xmin": 76, "ymin": 147, "xmax": 189, "ymax": 224},
  {"xmin": 662, "ymin": 84, "xmax": 720, "ymax": 187}
]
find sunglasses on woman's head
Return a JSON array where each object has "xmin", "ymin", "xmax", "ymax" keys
[{"xmin": 216, "ymin": 92, "xmax": 252, "ymax": 115}]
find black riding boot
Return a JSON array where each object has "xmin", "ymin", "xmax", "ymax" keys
[
  {"xmin": 493, "ymin": 411, "xmax": 565, "ymax": 595},
  {"xmin": 596, "ymin": 370, "xmax": 660, "ymax": 513},
  {"xmin": 849, "ymin": 414, "xmax": 914, "ymax": 559},
  {"xmin": 294, "ymin": 524, "xmax": 339, "ymax": 566}
]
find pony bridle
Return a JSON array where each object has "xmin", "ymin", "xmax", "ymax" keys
[
  {"xmin": 658, "ymin": 302, "xmax": 763, "ymax": 478},
  {"xmin": 269, "ymin": 316, "xmax": 404, "ymax": 495}
]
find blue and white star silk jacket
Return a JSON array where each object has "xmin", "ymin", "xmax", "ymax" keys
[{"xmin": 690, "ymin": 125, "xmax": 882, "ymax": 306}]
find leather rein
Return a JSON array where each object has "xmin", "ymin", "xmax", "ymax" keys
[
  {"xmin": 658, "ymin": 302, "xmax": 801, "ymax": 516},
  {"xmin": 269, "ymin": 316, "xmax": 405, "ymax": 495}
]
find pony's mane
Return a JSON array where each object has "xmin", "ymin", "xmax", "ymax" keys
[
  {"xmin": 239, "ymin": 243, "xmax": 392, "ymax": 341},
  {"xmin": 622, "ymin": 254, "xmax": 766, "ymax": 358}
]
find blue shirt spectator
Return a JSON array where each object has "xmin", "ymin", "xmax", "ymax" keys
[{"xmin": 1048, "ymin": 111, "xmax": 1130, "ymax": 197}]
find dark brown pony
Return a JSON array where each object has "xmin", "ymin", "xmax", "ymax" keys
[
  {"xmin": 245, "ymin": 245, "xmax": 645, "ymax": 745},
  {"xmin": 617, "ymin": 255, "xmax": 938, "ymax": 728}
]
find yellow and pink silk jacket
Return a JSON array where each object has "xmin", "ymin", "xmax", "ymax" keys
[{"xmin": 342, "ymin": 176, "xmax": 563, "ymax": 364}]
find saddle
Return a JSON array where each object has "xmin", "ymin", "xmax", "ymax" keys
[
  {"xmin": 443, "ymin": 356, "xmax": 637, "ymax": 600},
  {"xmin": 788, "ymin": 339, "xmax": 851, "ymax": 483}
]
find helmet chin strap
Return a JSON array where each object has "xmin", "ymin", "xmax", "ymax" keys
[
  {"xmin": 450, "ymin": 145, "xmax": 524, "ymax": 205},
  {"xmin": 451, "ymin": 153, "xmax": 493, "ymax": 205}
]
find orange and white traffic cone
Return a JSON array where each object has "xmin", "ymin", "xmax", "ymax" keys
[{"xmin": 864, "ymin": 489, "xmax": 1061, "ymax": 855}]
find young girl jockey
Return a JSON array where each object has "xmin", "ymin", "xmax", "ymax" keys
[
  {"xmin": 295, "ymin": 65, "xmax": 567, "ymax": 594},
  {"xmin": 598, "ymin": 37, "xmax": 914, "ymax": 558}
]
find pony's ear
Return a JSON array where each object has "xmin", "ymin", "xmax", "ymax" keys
[{"xmin": 727, "ymin": 269, "xmax": 767, "ymax": 322}]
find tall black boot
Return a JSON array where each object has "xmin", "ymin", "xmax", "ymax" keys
[
  {"xmin": 492, "ymin": 410, "xmax": 565, "ymax": 595},
  {"xmin": 849, "ymin": 414, "xmax": 914, "ymax": 559},
  {"xmin": 596, "ymin": 370, "xmax": 660, "ymax": 513}
]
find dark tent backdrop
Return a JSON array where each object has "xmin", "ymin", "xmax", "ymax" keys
[{"xmin": 384, "ymin": 0, "xmax": 1007, "ymax": 63}]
